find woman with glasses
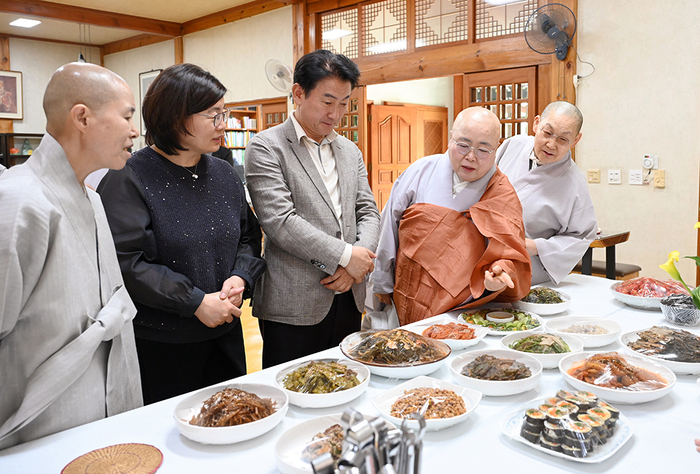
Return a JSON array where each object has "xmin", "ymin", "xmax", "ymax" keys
[
  {"xmin": 97, "ymin": 64, "xmax": 265, "ymax": 404},
  {"xmin": 371, "ymin": 107, "xmax": 531, "ymax": 326}
]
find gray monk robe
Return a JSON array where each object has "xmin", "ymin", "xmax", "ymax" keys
[
  {"xmin": 496, "ymin": 135, "xmax": 597, "ymax": 285},
  {"xmin": 0, "ymin": 134, "xmax": 142, "ymax": 449}
]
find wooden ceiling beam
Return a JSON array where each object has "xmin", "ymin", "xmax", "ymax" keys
[
  {"xmin": 101, "ymin": 33, "xmax": 174, "ymax": 56},
  {"xmin": 181, "ymin": 0, "xmax": 291, "ymax": 35},
  {"xmin": 0, "ymin": 0, "xmax": 181, "ymax": 37}
]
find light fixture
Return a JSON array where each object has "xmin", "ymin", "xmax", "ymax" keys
[
  {"xmin": 78, "ymin": 23, "xmax": 91, "ymax": 63},
  {"xmin": 10, "ymin": 18, "xmax": 41, "ymax": 28},
  {"xmin": 322, "ymin": 29, "xmax": 352, "ymax": 41}
]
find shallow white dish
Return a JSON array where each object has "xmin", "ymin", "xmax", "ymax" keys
[
  {"xmin": 513, "ymin": 288, "xmax": 571, "ymax": 316},
  {"xmin": 501, "ymin": 332, "xmax": 583, "ymax": 369},
  {"xmin": 371, "ymin": 375, "xmax": 481, "ymax": 431},
  {"xmin": 458, "ymin": 307, "xmax": 544, "ymax": 336},
  {"xmin": 404, "ymin": 315, "xmax": 489, "ymax": 351},
  {"xmin": 501, "ymin": 400, "xmax": 634, "ymax": 463},
  {"xmin": 619, "ymin": 328, "xmax": 700, "ymax": 375},
  {"xmin": 450, "ymin": 349, "xmax": 542, "ymax": 396},
  {"xmin": 173, "ymin": 382, "xmax": 288, "ymax": 444},
  {"xmin": 275, "ymin": 358, "xmax": 371, "ymax": 408},
  {"xmin": 275, "ymin": 414, "xmax": 395, "ymax": 474},
  {"xmin": 339, "ymin": 329, "xmax": 451, "ymax": 379},
  {"xmin": 545, "ymin": 316, "xmax": 621, "ymax": 348},
  {"xmin": 559, "ymin": 352, "xmax": 677, "ymax": 404},
  {"xmin": 610, "ymin": 281, "xmax": 662, "ymax": 310}
]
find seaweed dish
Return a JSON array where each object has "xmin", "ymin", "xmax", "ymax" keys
[
  {"xmin": 460, "ymin": 308, "xmax": 541, "ymax": 332},
  {"xmin": 461, "ymin": 354, "xmax": 532, "ymax": 381},
  {"xmin": 566, "ymin": 352, "xmax": 669, "ymax": 391},
  {"xmin": 509, "ymin": 333, "xmax": 571, "ymax": 354},
  {"xmin": 522, "ymin": 287, "xmax": 565, "ymax": 304},
  {"xmin": 282, "ymin": 360, "xmax": 361, "ymax": 394},
  {"xmin": 626, "ymin": 326, "xmax": 700, "ymax": 363},
  {"xmin": 189, "ymin": 388, "xmax": 276, "ymax": 427},
  {"xmin": 344, "ymin": 328, "xmax": 449, "ymax": 366},
  {"xmin": 518, "ymin": 390, "xmax": 621, "ymax": 458}
]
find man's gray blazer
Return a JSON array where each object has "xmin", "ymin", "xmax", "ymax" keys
[{"xmin": 245, "ymin": 118, "xmax": 380, "ymax": 325}]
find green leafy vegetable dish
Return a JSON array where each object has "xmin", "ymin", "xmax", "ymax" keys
[
  {"xmin": 460, "ymin": 308, "xmax": 541, "ymax": 332},
  {"xmin": 282, "ymin": 360, "xmax": 361, "ymax": 394},
  {"xmin": 509, "ymin": 333, "xmax": 571, "ymax": 354},
  {"xmin": 521, "ymin": 287, "xmax": 565, "ymax": 304}
]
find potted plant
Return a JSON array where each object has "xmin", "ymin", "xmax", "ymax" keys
[{"xmin": 659, "ymin": 226, "xmax": 700, "ymax": 327}]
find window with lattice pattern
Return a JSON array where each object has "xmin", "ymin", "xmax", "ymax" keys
[
  {"xmin": 475, "ymin": 0, "xmax": 537, "ymax": 40},
  {"xmin": 469, "ymin": 81, "xmax": 530, "ymax": 139},
  {"xmin": 321, "ymin": 9, "xmax": 359, "ymax": 59},
  {"xmin": 415, "ymin": 0, "xmax": 469, "ymax": 47},
  {"xmin": 362, "ymin": 0, "xmax": 407, "ymax": 56}
]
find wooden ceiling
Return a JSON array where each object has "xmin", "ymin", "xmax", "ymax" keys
[{"xmin": 0, "ymin": 0, "xmax": 293, "ymax": 47}]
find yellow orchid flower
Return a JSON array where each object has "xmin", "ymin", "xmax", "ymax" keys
[{"xmin": 659, "ymin": 257, "xmax": 682, "ymax": 282}]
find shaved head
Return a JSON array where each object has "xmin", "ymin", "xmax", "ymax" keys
[
  {"xmin": 452, "ymin": 107, "xmax": 501, "ymax": 148},
  {"xmin": 541, "ymin": 101, "xmax": 583, "ymax": 134},
  {"xmin": 43, "ymin": 62, "xmax": 128, "ymax": 135}
]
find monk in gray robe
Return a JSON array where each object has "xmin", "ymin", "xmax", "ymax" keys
[
  {"xmin": 0, "ymin": 63, "xmax": 142, "ymax": 449},
  {"xmin": 496, "ymin": 101, "xmax": 597, "ymax": 285},
  {"xmin": 372, "ymin": 107, "xmax": 531, "ymax": 325}
]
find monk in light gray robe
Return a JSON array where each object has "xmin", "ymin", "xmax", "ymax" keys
[
  {"xmin": 496, "ymin": 101, "xmax": 597, "ymax": 285},
  {"xmin": 0, "ymin": 63, "xmax": 142, "ymax": 449}
]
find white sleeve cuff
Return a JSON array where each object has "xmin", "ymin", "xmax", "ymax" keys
[{"xmin": 339, "ymin": 243, "xmax": 353, "ymax": 268}]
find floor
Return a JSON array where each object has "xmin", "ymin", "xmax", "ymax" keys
[{"xmin": 240, "ymin": 301, "xmax": 263, "ymax": 373}]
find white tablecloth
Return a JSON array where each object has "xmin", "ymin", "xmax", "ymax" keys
[{"xmin": 1, "ymin": 274, "xmax": 698, "ymax": 473}]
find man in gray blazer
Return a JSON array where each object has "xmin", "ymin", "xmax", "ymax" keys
[{"xmin": 245, "ymin": 50, "xmax": 380, "ymax": 368}]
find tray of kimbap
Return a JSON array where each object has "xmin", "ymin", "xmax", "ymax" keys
[{"xmin": 500, "ymin": 389, "xmax": 634, "ymax": 463}]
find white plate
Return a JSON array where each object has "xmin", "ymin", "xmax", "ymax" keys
[
  {"xmin": 370, "ymin": 375, "xmax": 481, "ymax": 431},
  {"xmin": 513, "ymin": 288, "xmax": 572, "ymax": 316},
  {"xmin": 500, "ymin": 399, "xmax": 634, "ymax": 463},
  {"xmin": 458, "ymin": 307, "xmax": 544, "ymax": 336},
  {"xmin": 403, "ymin": 315, "xmax": 489, "ymax": 351},
  {"xmin": 619, "ymin": 328, "xmax": 700, "ymax": 375},
  {"xmin": 173, "ymin": 382, "xmax": 288, "ymax": 444},
  {"xmin": 501, "ymin": 333, "xmax": 584, "ymax": 369},
  {"xmin": 610, "ymin": 281, "xmax": 662, "ymax": 310},
  {"xmin": 275, "ymin": 414, "xmax": 396, "ymax": 474},
  {"xmin": 275, "ymin": 359, "xmax": 371, "ymax": 408},
  {"xmin": 450, "ymin": 349, "xmax": 542, "ymax": 396},
  {"xmin": 546, "ymin": 316, "xmax": 621, "ymax": 348},
  {"xmin": 339, "ymin": 329, "xmax": 451, "ymax": 379},
  {"xmin": 559, "ymin": 352, "xmax": 677, "ymax": 404}
]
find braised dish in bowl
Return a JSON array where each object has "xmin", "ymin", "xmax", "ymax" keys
[{"xmin": 340, "ymin": 328, "xmax": 451, "ymax": 378}]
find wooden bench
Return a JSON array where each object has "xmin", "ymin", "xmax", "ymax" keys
[{"xmin": 572, "ymin": 260, "xmax": 641, "ymax": 280}]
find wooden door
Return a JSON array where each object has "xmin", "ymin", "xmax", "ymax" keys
[
  {"xmin": 368, "ymin": 104, "xmax": 418, "ymax": 211},
  {"xmin": 261, "ymin": 101, "xmax": 288, "ymax": 130},
  {"xmin": 462, "ymin": 67, "xmax": 537, "ymax": 142}
]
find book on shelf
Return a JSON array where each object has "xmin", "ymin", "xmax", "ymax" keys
[
  {"xmin": 223, "ymin": 131, "xmax": 257, "ymax": 148},
  {"xmin": 226, "ymin": 115, "xmax": 258, "ymax": 130}
]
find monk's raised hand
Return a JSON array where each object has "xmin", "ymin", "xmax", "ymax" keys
[{"xmin": 484, "ymin": 265, "xmax": 514, "ymax": 292}]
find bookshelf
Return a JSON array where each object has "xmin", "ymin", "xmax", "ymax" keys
[{"xmin": 223, "ymin": 98, "xmax": 288, "ymax": 165}]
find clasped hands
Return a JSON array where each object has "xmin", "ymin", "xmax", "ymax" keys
[
  {"xmin": 321, "ymin": 246, "xmax": 376, "ymax": 293},
  {"xmin": 194, "ymin": 275, "xmax": 246, "ymax": 328},
  {"xmin": 484, "ymin": 265, "xmax": 514, "ymax": 292}
]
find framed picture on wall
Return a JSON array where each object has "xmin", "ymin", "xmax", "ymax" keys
[
  {"xmin": 0, "ymin": 70, "xmax": 23, "ymax": 120},
  {"xmin": 139, "ymin": 69, "xmax": 162, "ymax": 135}
]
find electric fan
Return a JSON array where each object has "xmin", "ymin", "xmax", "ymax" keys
[{"xmin": 524, "ymin": 3, "xmax": 577, "ymax": 61}]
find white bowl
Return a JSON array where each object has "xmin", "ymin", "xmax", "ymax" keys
[
  {"xmin": 275, "ymin": 359, "xmax": 371, "ymax": 408},
  {"xmin": 459, "ymin": 307, "xmax": 544, "ymax": 336},
  {"xmin": 500, "ymin": 332, "xmax": 583, "ymax": 369},
  {"xmin": 545, "ymin": 316, "xmax": 621, "ymax": 348},
  {"xmin": 619, "ymin": 328, "xmax": 700, "ymax": 375},
  {"xmin": 403, "ymin": 315, "xmax": 489, "ymax": 351},
  {"xmin": 512, "ymin": 288, "xmax": 571, "ymax": 316},
  {"xmin": 339, "ymin": 329, "xmax": 451, "ymax": 379},
  {"xmin": 450, "ymin": 349, "xmax": 542, "ymax": 396},
  {"xmin": 173, "ymin": 382, "xmax": 288, "ymax": 444},
  {"xmin": 559, "ymin": 352, "xmax": 677, "ymax": 404},
  {"xmin": 610, "ymin": 281, "xmax": 662, "ymax": 310},
  {"xmin": 370, "ymin": 375, "xmax": 481, "ymax": 431}
]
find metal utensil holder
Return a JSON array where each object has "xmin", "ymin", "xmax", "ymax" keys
[{"xmin": 311, "ymin": 408, "xmax": 426, "ymax": 474}]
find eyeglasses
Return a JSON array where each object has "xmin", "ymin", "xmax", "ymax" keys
[
  {"xmin": 451, "ymin": 139, "xmax": 495, "ymax": 160},
  {"xmin": 538, "ymin": 128, "xmax": 572, "ymax": 146},
  {"xmin": 196, "ymin": 109, "xmax": 231, "ymax": 127}
]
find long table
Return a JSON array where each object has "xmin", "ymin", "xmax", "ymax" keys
[{"xmin": 1, "ymin": 274, "xmax": 698, "ymax": 473}]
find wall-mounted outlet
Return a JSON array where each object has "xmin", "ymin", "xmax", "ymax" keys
[
  {"xmin": 629, "ymin": 169, "xmax": 643, "ymax": 185},
  {"xmin": 654, "ymin": 169, "xmax": 666, "ymax": 188},
  {"xmin": 608, "ymin": 169, "xmax": 621, "ymax": 184},
  {"xmin": 587, "ymin": 169, "xmax": 600, "ymax": 183}
]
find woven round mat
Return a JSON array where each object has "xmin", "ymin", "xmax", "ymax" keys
[{"xmin": 61, "ymin": 443, "xmax": 163, "ymax": 474}]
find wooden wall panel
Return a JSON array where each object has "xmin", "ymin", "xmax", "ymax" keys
[{"xmin": 0, "ymin": 36, "xmax": 11, "ymax": 134}]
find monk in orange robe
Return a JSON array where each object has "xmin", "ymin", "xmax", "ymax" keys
[{"xmin": 371, "ymin": 107, "xmax": 531, "ymax": 325}]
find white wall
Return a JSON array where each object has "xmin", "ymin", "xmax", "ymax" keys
[
  {"xmin": 10, "ymin": 38, "xmax": 100, "ymax": 134},
  {"xmin": 575, "ymin": 0, "xmax": 700, "ymax": 281},
  {"xmin": 103, "ymin": 40, "xmax": 176, "ymax": 150},
  {"xmin": 367, "ymin": 77, "xmax": 454, "ymax": 128},
  {"xmin": 183, "ymin": 7, "xmax": 294, "ymax": 104}
]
